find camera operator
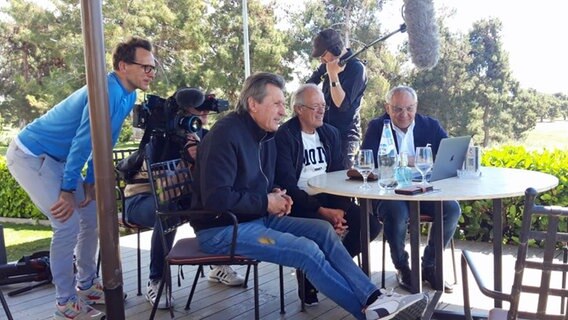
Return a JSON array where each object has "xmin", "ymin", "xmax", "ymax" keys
[{"xmin": 122, "ymin": 88, "xmax": 241, "ymax": 310}]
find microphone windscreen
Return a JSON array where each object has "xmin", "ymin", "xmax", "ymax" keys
[
  {"xmin": 404, "ymin": 0, "xmax": 440, "ymax": 70},
  {"xmin": 175, "ymin": 88, "xmax": 205, "ymax": 109}
]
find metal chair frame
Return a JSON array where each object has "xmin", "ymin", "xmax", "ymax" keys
[
  {"xmin": 146, "ymin": 156, "xmax": 284, "ymax": 319},
  {"xmin": 462, "ymin": 187, "xmax": 568, "ymax": 320}
]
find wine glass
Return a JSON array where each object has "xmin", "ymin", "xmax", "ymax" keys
[
  {"xmin": 354, "ymin": 149, "xmax": 375, "ymax": 189},
  {"xmin": 415, "ymin": 146, "xmax": 433, "ymax": 185}
]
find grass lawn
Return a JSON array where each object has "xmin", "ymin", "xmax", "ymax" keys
[{"xmin": 2, "ymin": 223, "xmax": 52, "ymax": 263}]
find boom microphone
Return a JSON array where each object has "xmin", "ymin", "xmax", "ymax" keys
[
  {"xmin": 403, "ymin": 0, "xmax": 440, "ymax": 70},
  {"xmin": 175, "ymin": 87, "xmax": 205, "ymax": 109}
]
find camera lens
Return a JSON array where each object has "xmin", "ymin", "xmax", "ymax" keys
[{"xmin": 178, "ymin": 116, "xmax": 202, "ymax": 133}]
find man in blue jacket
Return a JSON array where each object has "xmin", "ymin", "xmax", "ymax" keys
[
  {"xmin": 361, "ymin": 85, "xmax": 461, "ymax": 293},
  {"xmin": 6, "ymin": 37, "xmax": 155, "ymax": 319},
  {"xmin": 275, "ymin": 83, "xmax": 381, "ymax": 306},
  {"xmin": 191, "ymin": 73, "xmax": 426, "ymax": 320},
  {"xmin": 307, "ymin": 28, "xmax": 367, "ymax": 168}
]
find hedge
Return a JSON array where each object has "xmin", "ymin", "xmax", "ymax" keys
[
  {"xmin": 458, "ymin": 146, "xmax": 567, "ymax": 245},
  {"xmin": 0, "ymin": 146, "xmax": 566, "ymax": 244}
]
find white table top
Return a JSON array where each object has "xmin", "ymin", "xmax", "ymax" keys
[{"xmin": 307, "ymin": 167, "xmax": 559, "ymax": 201}]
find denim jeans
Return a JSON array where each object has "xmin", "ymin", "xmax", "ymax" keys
[
  {"xmin": 377, "ymin": 200, "xmax": 461, "ymax": 269},
  {"xmin": 6, "ymin": 141, "xmax": 98, "ymax": 304},
  {"xmin": 196, "ymin": 215, "xmax": 377, "ymax": 319},
  {"xmin": 125, "ymin": 193, "xmax": 176, "ymax": 281}
]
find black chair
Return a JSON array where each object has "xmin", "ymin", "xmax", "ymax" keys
[
  {"xmin": 461, "ymin": 187, "xmax": 568, "ymax": 320},
  {"xmin": 146, "ymin": 157, "xmax": 284, "ymax": 319},
  {"xmin": 381, "ymin": 214, "xmax": 457, "ymax": 289},
  {"xmin": 97, "ymin": 148, "xmax": 148, "ymax": 296},
  {"xmin": 0, "ymin": 289, "xmax": 13, "ymax": 320}
]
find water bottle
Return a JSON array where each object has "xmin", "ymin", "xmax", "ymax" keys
[
  {"xmin": 378, "ymin": 119, "xmax": 398, "ymax": 190},
  {"xmin": 395, "ymin": 152, "xmax": 413, "ymax": 187}
]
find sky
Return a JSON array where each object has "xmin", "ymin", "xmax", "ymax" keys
[{"xmin": 381, "ymin": 0, "xmax": 568, "ymax": 95}]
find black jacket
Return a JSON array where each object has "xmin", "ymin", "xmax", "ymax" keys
[
  {"xmin": 275, "ymin": 117, "xmax": 351, "ymax": 217},
  {"xmin": 306, "ymin": 48, "xmax": 367, "ymax": 142},
  {"xmin": 190, "ymin": 111, "xmax": 276, "ymax": 231}
]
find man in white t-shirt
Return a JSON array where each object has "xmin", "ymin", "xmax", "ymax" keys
[{"xmin": 275, "ymin": 83, "xmax": 381, "ymax": 307}]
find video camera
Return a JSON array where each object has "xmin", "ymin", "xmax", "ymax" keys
[{"xmin": 132, "ymin": 88, "xmax": 229, "ymax": 137}]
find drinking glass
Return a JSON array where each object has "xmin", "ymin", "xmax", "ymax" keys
[
  {"xmin": 415, "ymin": 146, "xmax": 433, "ymax": 185},
  {"xmin": 354, "ymin": 149, "xmax": 375, "ymax": 189}
]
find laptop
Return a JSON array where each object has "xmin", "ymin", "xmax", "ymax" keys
[{"xmin": 412, "ymin": 135, "xmax": 472, "ymax": 182}]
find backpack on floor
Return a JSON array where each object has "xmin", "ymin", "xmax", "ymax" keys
[{"xmin": 0, "ymin": 251, "xmax": 52, "ymax": 296}]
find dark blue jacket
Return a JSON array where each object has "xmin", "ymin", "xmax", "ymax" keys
[
  {"xmin": 361, "ymin": 113, "xmax": 448, "ymax": 164},
  {"xmin": 307, "ymin": 49, "xmax": 367, "ymax": 142},
  {"xmin": 190, "ymin": 111, "xmax": 276, "ymax": 231},
  {"xmin": 274, "ymin": 117, "xmax": 351, "ymax": 217}
]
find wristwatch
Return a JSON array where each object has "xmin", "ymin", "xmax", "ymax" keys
[{"xmin": 330, "ymin": 80, "xmax": 340, "ymax": 87}]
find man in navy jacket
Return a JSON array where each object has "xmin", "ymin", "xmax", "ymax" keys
[
  {"xmin": 191, "ymin": 73, "xmax": 426, "ymax": 320},
  {"xmin": 361, "ymin": 85, "xmax": 461, "ymax": 293},
  {"xmin": 275, "ymin": 83, "xmax": 381, "ymax": 306}
]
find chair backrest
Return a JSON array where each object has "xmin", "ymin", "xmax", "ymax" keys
[
  {"xmin": 506, "ymin": 187, "xmax": 568, "ymax": 320},
  {"xmin": 146, "ymin": 157, "xmax": 193, "ymax": 213},
  {"xmin": 112, "ymin": 148, "xmax": 138, "ymax": 226}
]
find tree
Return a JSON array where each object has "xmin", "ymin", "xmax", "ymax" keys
[
  {"xmin": 0, "ymin": 0, "xmax": 295, "ymax": 126},
  {"xmin": 466, "ymin": 18, "xmax": 517, "ymax": 147},
  {"xmin": 407, "ymin": 18, "xmax": 477, "ymax": 139}
]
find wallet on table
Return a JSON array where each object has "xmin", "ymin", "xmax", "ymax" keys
[{"xmin": 394, "ymin": 185, "xmax": 434, "ymax": 195}]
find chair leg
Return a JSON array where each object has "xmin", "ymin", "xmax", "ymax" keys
[
  {"xmin": 185, "ymin": 265, "xmax": 202, "ymax": 310},
  {"xmin": 381, "ymin": 232, "xmax": 386, "ymax": 289},
  {"xmin": 561, "ymin": 244, "xmax": 568, "ymax": 314},
  {"xmin": 450, "ymin": 238, "xmax": 458, "ymax": 285},
  {"xmin": 96, "ymin": 251, "xmax": 101, "ymax": 277},
  {"xmin": 137, "ymin": 230, "xmax": 142, "ymax": 296},
  {"xmin": 279, "ymin": 265, "xmax": 285, "ymax": 314},
  {"xmin": 297, "ymin": 270, "xmax": 306, "ymax": 312},
  {"xmin": 243, "ymin": 265, "xmax": 252, "ymax": 288},
  {"xmin": 0, "ymin": 289, "xmax": 13, "ymax": 320},
  {"xmin": 253, "ymin": 264, "xmax": 259, "ymax": 320}
]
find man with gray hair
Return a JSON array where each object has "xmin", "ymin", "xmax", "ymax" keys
[
  {"xmin": 191, "ymin": 74, "xmax": 427, "ymax": 319},
  {"xmin": 361, "ymin": 85, "xmax": 461, "ymax": 293},
  {"xmin": 275, "ymin": 83, "xmax": 381, "ymax": 306}
]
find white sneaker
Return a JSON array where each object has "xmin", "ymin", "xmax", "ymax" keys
[
  {"xmin": 76, "ymin": 281, "xmax": 105, "ymax": 305},
  {"xmin": 54, "ymin": 297, "xmax": 105, "ymax": 320},
  {"xmin": 365, "ymin": 291, "xmax": 428, "ymax": 320},
  {"xmin": 146, "ymin": 280, "xmax": 173, "ymax": 309},
  {"xmin": 207, "ymin": 265, "xmax": 245, "ymax": 286}
]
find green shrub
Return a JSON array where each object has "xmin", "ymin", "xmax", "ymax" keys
[
  {"xmin": 458, "ymin": 145, "xmax": 568, "ymax": 245},
  {"xmin": 0, "ymin": 156, "xmax": 44, "ymax": 220}
]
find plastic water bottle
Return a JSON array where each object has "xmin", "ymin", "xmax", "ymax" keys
[{"xmin": 378, "ymin": 119, "xmax": 398, "ymax": 190}]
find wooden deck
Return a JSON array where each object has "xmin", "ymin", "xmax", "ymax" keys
[{"xmin": 1, "ymin": 225, "xmax": 566, "ymax": 319}]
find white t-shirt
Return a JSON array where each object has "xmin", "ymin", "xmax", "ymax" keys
[{"xmin": 298, "ymin": 131, "xmax": 328, "ymax": 195}]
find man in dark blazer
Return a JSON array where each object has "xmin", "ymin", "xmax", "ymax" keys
[{"xmin": 361, "ymin": 85, "xmax": 461, "ymax": 293}]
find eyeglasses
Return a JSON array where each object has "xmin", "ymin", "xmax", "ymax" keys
[
  {"xmin": 300, "ymin": 104, "xmax": 329, "ymax": 111},
  {"xmin": 389, "ymin": 103, "xmax": 417, "ymax": 114},
  {"xmin": 129, "ymin": 61, "xmax": 157, "ymax": 74}
]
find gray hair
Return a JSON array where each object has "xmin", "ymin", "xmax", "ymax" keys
[
  {"xmin": 236, "ymin": 72, "xmax": 286, "ymax": 114},
  {"xmin": 385, "ymin": 85, "xmax": 418, "ymax": 104},
  {"xmin": 291, "ymin": 83, "xmax": 321, "ymax": 112}
]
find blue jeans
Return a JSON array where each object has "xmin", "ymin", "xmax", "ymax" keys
[
  {"xmin": 125, "ymin": 193, "xmax": 176, "ymax": 281},
  {"xmin": 377, "ymin": 200, "xmax": 461, "ymax": 269},
  {"xmin": 196, "ymin": 215, "xmax": 377, "ymax": 319},
  {"xmin": 6, "ymin": 141, "xmax": 98, "ymax": 304}
]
